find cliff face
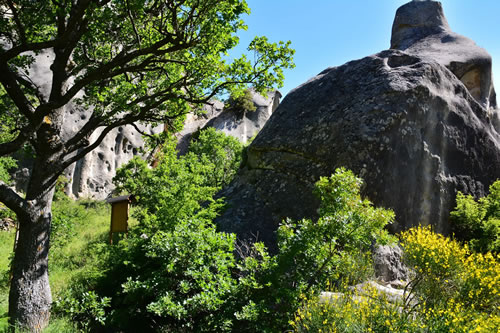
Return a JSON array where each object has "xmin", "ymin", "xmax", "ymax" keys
[
  {"xmin": 63, "ymin": 90, "xmax": 279, "ymax": 199},
  {"xmin": 176, "ymin": 90, "xmax": 281, "ymax": 155},
  {"xmin": 216, "ymin": 1, "xmax": 500, "ymax": 249}
]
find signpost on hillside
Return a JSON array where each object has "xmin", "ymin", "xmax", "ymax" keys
[{"xmin": 107, "ymin": 195, "xmax": 135, "ymax": 244}]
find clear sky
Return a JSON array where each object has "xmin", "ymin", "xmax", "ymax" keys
[{"xmin": 235, "ymin": 0, "xmax": 500, "ymax": 101}]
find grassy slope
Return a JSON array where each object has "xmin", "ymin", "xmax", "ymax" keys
[
  {"xmin": 0, "ymin": 200, "xmax": 113, "ymax": 332},
  {"xmin": 0, "ymin": 229, "xmax": 14, "ymax": 329}
]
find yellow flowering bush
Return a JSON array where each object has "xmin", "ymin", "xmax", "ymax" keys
[
  {"xmin": 290, "ymin": 227, "xmax": 500, "ymax": 332},
  {"xmin": 401, "ymin": 226, "xmax": 499, "ymax": 312},
  {"xmin": 291, "ymin": 292, "xmax": 499, "ymax": 333},
  {"xmin": 459, "ymin": 251, "xmax": 500, "ymax": 310}
]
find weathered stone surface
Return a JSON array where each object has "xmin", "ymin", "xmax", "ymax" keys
[
  {"xmin": 216, "ymin": 1, "xmax": 500, "ymax": 249},
  {"xmin": 373, "ymin": 245, "xmax": 409, "ymax": 283},
  {"xmin": 63, "ymin": 122, "xmax": 163, "ymax": 199},
  {"xmin": 176, "ymin": 90, "xmax": 281, "ymax": 154},
  {"xmin": 391, "ymin": 1, "xmax": 496, "ymax": 109}
]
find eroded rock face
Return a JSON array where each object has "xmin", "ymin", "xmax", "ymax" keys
[
  {"xmin": 63, "ymin": 88, "xmax": 279, "ymax": 199},
  {"xmin": 63, "ymin": 123, "xmax": 163, "ymax": 199},
  {"xmin": 391, "ymin": 1, "xmax": 497, "ymax": 109},
  {"xmin": 216, "ymin": 1, "xmax": 500, "ymax": 249},
  {"xmin": 176, "ymin": 90, "xmax": 281, "ymax": 154}
]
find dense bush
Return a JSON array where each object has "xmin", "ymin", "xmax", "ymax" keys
[
  {"xmin": 189, "ymin": 127, "xmax": 244, "ymax": 188},
  {"xmin": 450, "ymin": 180, "xmax": 500, "ymax": 253},
  {"xmin": 62, "ymin": 135, "xmax": 394, "ymax": 332},
  {"xmin": 291, "ymin": 226, "xmax": 500, "ymax": 332},
  {"xmin": 224, "ymin": 89, "xmax": 257, "ymax": 115}
]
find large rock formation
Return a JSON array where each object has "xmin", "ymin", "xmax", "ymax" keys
[
  {"xmin": 176, "ymin": 90, "xmax": 281, "ymax": 154},
  {"xmin": 216, "ymin": 1, "xmax": 500, "ymax": 249}
]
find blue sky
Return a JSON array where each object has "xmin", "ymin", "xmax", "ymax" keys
[{"xmin": 236, "ymin": 0, "xmax": 500, "ymax": 101}]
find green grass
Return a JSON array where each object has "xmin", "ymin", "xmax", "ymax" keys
[
  {"xmin": 0, "ymin": 228, "xmax": 15, "ymax": 330},
  {"xmin": 0, "ymin": 199, "xmax": 115, "ymax": 332}
]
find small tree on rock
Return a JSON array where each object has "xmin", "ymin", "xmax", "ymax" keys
[{"xmin": 224, "ymin": 89, "xmax": 257, "ymax": 115}]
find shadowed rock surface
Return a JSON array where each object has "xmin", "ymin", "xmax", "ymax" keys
[{"xmin": 216, "ymin": 1, "xmax": 500, "ymax": 249}]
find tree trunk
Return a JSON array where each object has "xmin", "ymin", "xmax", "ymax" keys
[{"xmin": 8, "ymin": 186, "xmax": 55, "ymax": 332}]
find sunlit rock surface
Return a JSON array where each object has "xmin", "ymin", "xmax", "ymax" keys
[
  {"xmin": 14, "ymin": 47, "xmax": 278, "ymax": 199},
  {"xmin": 391, "ymin": 1, "xmax": 496, "ymax": 109},
  {"xmin": 216, "ymin": 1, "xmax": 500, "ymax": 249},
  {"xmin": 176, "ymin": 90, "xmax": 281, "ymax": 154}
]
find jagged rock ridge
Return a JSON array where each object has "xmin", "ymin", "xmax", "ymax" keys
[
  {"xmin": 216, "ymin": 1, "xmax": 500, "ymax": 249},
  {"xmin": 66, "ymin": 89, "xmax": 279, "ymax": 199}
]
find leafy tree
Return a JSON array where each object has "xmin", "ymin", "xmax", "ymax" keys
[
  {"xmin": 189, "ymin": 127, "xmax": 244, "ymax": 188},
  {"xmin": 224, "ymin": 88, "xmax": 257, "ymax": 114},
  {"xmin": 450, "ymin": 180, "xmax": 500, "ymax": 253},
  {"xmin": 0, "ymin": 0, "xmax": 294, "ymax": 330}
]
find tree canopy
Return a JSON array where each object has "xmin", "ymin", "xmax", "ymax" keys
[{"xmin": 0, "ymin": 0, "xmax": 294, "ymax": 330}]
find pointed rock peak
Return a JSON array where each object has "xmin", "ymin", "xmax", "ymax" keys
[
  {"xmin": 390, "ymin": 1, "xmax": 496, "ymax": 109},
  {"xmin": 391, "ymin": 1, "xmax": 450, "ymax": 50}
]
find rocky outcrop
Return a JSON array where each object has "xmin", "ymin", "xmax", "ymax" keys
[
  {"xmin": 216, "ymin": 1, "xmax": 500, "ymax": 248},
  {"xmin": 391, "ymin": 1, "xmax": 497, "ymax": 109},
  {"xmin": 373, "ymin": 245, "xmax": 409, "ymax": 283},
  {"xmin": 176, "ymin": 90, "xmax": 281, "ymax": 154},
  {"xmin": 63, "ymin": 123, "xmax": 163, "ymax": 199}
]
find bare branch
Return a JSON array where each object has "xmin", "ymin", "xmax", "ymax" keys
[
  {"xmin": 126, "ymin": 0, "xmax": 142, "ymax": 47},
  {"xmin": 0, "ymin": 130, "xmax": 31, "ymax": 157},
  {"xmin": 0, "ymin": 41, "xmax": 57, "ymax": 63},
  {"xmin": 0, "ymin": 63, "xmax": 35, "ymax": 121}
]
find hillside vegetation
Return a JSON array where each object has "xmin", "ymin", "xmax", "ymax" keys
[{"xmin": 0, "ymin": 129, "xmax": 498, "ymax": 332}]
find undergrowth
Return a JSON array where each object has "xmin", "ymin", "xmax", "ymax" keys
[{"xmin": 0, "ymin": 198, "xmax": 113, "ymax": 332}]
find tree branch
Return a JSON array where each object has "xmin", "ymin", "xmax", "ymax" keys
[
  {"xmin": 0, "ymin": 130, "xmax": 31, "ymax": 157},
  {"xmin": 0, "ymin": 63, "xmax": 35, "ymax": 121},
  {"xmin": 0, "ymin": 181, "xmax": 27, "ymax": 218},
  {"xmin": 6, "ymin": 0, "xmax": 27, "ymax": 44},
  {"xmin": 126, "ymin": 0, "xmax": 142, "ymax": 47}
]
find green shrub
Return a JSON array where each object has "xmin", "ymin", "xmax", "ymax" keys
[
  {"xmin": 224, "ymin": 89, "xmax": 257, "ymax": 114},
  {"xmin": 113, "ymin": 134, "xmax": 233, "ymax": 235},
  {"xmin": 0, "ymin": 157, "xmax": 16, "ymax": 184},
  {"xmin": 51, "ymin": 200, "xmax": 89, "ymax": 250},
  {"xmin": 189, "ymin": 127, "xmax": 244, "ymax": 188},
  {"xmin": 67, "ymin": 133, "xmax": 393, "ymax": 332},
  {"xmin": 53, "ymin": 290, "xmax": 111, "ymax": 330},
  {"xmin": 450, "ymin": 180, "xmax": 500, "ymax": 253},
  {"xmin": 0, "ymin": 157, "xmax": 17, "ymax": 221},
  {"xmin": 235, "ymin": 168, "xmax": 394, "ymax": 331}
]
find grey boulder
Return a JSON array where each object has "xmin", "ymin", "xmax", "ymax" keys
[{"xmin": 216, "ymin": 1, "xmax": 500, "ymax": 249}]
